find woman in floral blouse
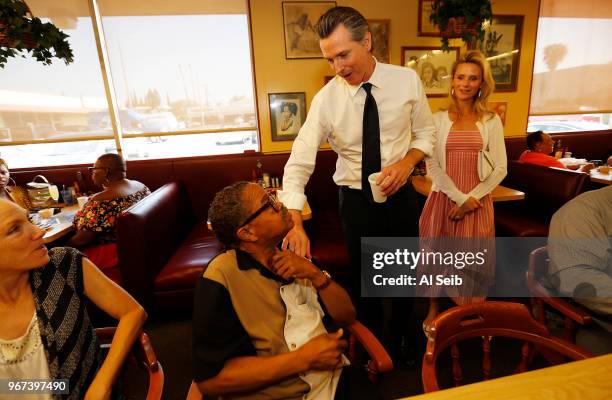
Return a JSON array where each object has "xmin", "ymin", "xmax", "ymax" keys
[{"xmin": 68, "ymin": 153, "xmax": 150, "ymax": 269}]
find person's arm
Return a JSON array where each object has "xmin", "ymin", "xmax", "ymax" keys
[
  {"xmin": 378, "ymin": 149, "xmax": 424, "ymax": 196},
  {"xmin": 271, "ymin": 250, "xmax": 356, "ymax": 326},
  {"xmin": 467, "ymin": 115, "xmax": 508, "ymax": 200},
  {"xmin": 68, "ymin": 202, "xmax": 103, "ymax": 248},
  {"xmin": 425, "ymin": 114, "xmax": 470, "ymax": 206},
  {"xmin": 67, "ymin": 229, "xmax": 97, "ymax": 248},
  {"xmin": 279, "ymin": 93, "xmax": 329, "ymax": 258},
  {"xmin": 196, "ymin": 329, "xmax": 346, "ymax": 396},
  {"xmin": 82, "ymin": 258, "xmax": 147, "ymax": 400}
]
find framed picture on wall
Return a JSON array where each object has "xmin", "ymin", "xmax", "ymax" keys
[
  {"xmin": 269, "ymin": 92, "xmax": 307, "ymax": 141},
  {"xmin": 417, "ymin": 0, "xmax": 440, "ymax": 37},
  {"xmin": 282, "ymin": 1, "xmax": 336, "ymax": 59},
  {"xmin": 367, "ymin": 19, "xmax": 390, "ymax": 63},
  {"xmin": 477, "ymin": 15, "xmax": 524, "ymax": 91},
  {"xmin": 401, "ymin": 46, "xmax": 460, "ymax": 97}
]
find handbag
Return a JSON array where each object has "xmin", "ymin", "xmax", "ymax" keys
[
  {"xmin": 5, "ymin": 178, "xmax": 32, "ymax": 210},
  {"xmin": 477, "ymin": 149, "xmax": 495, "ymax": 182},
  {"xmin": 27, "ymin": 175, "xmax": 59, "ymax": 209}
]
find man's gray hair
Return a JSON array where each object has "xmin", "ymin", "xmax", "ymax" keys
[
  {"xmin": 315, "ymin": 6, "xmax": 370, "ymax": 43},
  {"xmin": 208, "ymin": 181, "xmax": 250, "ymax": 248}
]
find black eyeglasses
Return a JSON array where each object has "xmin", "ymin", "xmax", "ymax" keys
[
  {"xmin": 87, "ymin": 166, "xmax": 109, "ymax": 174},
  {"xmin": 239, "ymin": 192, "xmax": 281, "ymax": 228}
]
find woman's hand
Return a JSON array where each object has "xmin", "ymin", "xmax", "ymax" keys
[
  {"xmin": 448, "ymin": 205, "xmax": 466, "ymax": 221},
  {"xmin": 449, "ymin": 197, "xmax": 481, "ymax": 221}
]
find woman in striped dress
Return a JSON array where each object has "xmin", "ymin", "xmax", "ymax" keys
[{"xmin": 419, "ymin": 51, "xmax": 507, "ymax": 328}]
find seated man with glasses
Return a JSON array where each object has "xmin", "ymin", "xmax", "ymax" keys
[
  {"xmin": 191, "ymin": 181, "xmax": 362, "ymax": 399},
  {"xmin": 67, "ymin": 153, "xmax": 150, "ymax": 269}
]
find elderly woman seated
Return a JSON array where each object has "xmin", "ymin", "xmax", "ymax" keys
[
  {"xmin": 0, "ymin": 198, "xmax": 147, "ymax": 398},
  {"xmin": 0, "ymin": 158, "xmax": 12, "ymax": 202},
  {"xmin": 68, "ymin": 153, "xmax": 150, "ymax": 269},
  {"xmin": 519, "ymin": 131, "xmax": 594, "ymax": 172}
]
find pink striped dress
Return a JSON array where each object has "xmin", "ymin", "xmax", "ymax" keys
[{"xmin": 418, "ymin": 130, "xmax": 495, "ymax": 297}]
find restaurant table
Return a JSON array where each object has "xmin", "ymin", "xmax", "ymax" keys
[
  {"xmin": 43, "ymin": 205, "xmax": 79, "ymax": 243},
  {"xmin": 402, "ymin": 353, "xmax": 612, "ymax": 400},
  {"xmin": 411, "ymin": 176, "xmax": 525, "ymax": 202},
  {"xmin": 590, "ymin": 169, "xmax": 612, "ymax": 185}
]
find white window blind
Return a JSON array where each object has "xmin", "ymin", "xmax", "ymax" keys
[{"xmin": 529, "ymin": 0, "xmax": 612, "ymax": 115}]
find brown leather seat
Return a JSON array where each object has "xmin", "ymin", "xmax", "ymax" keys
[{"xmin": 495, "ymin": 161, "xmax": 588, "ymax": 237}]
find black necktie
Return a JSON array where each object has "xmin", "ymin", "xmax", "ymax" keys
[{"xmin": 361, "ymin": 82, "xmax": 381, "ymax": 202}]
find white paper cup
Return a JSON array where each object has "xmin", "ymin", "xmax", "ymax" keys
[
  {"xmin": 38, "ymin": 208, "xmax": 54, "ymax": 219},
  {"xmin": 368, "ymin": 172, "xmax": 387, "ymax": 203},
  {"xmin": 77, "ymin": 196, "xmax": 89, "ymax": 209}
]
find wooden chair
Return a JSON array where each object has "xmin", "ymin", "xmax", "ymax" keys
[
  {"xmin": 526, "ymin": 246, "xmax": 593, "ymax": 342},
  {"xmin": 421, "ymin": 301, "xmax": 593, "ymax": 392},
  {"xmin": 186, "ymin": 320, "xmax": 393, "ymax": 399},
  {"xmin": 95, "ymin": 327, "xmax": 164, "ymax": 400}
]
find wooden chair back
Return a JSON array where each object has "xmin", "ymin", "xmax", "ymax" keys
[
  {"xmin": 526, "ymin": 246, "xmax": 593, "ymax": 342},
  {"xmin": 96, "ymin": 327, "xmax": 164, "ymax": 400},
  {"xmin": 422, "ymin": 301, "xmax": 593, "ymax": 392}
]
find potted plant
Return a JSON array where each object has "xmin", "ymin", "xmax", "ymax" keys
[
  {"xmin": 0, "ymin": 0, "xmax": 74, "ymax": 68},
  {"xmin": 428, "ymin": 0, "xmax": 493, "ymax": 52}
]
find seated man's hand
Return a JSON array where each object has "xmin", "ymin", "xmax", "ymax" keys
[
  {"xmin": 282, "ymin": 211, "xmax": 311, "ymax": 258},
  {"xmin": 297, "ymin": 329, "xmax": 347, "ymax": 371},
  {"xmin": 271, "ymin": 250, "xmax": 319, "ymax": 282}
]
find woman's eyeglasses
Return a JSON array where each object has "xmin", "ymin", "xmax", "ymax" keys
[{"xmin": 238, "ymin": 192, "xmax": 281, "ymax": 228}]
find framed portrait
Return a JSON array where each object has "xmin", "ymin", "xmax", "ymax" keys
[
  {"xmin": 367, "ymin": 19, "xmax": 390, "ymax": 63},
  {"xmin": 477, "ymin": 15, "xmax": 523, "ymax": 91},
  {"xmin": 282, "ymin": 1, "xmax": 336, "ymax": 59},
  {"xmin": 417, "ymin": 0, "xmax": 440, "ymax": 37},
  {"xmin": 269, "ymin": 92, "xmax": 307, "ymax": 141},
  {"xmin": 401, "ymin": 46, "xmax": 459, "ymax": 97},
  {"xmin": 489, "ymin": 101, "xmax": 508, "ymax": 125}
]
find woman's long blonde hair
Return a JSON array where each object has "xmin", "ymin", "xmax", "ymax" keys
[{"xmin": 448, "ymin": 50, "xmax": 495, "ymax": 121}]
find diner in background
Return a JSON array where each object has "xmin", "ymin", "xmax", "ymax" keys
[
  {"xmin": 419, "ymin": 50, "xmax": 507, "ymax": 326},
  {"xmin": 0, "ymin": 158, "xmax": 11, "ymax": 202},
  {"xmin": 0, "ymin": 198, "xmax": 147, "ymax": 399},
  {"xmin": 518, "ymin": 131, "xmax": 594, "ymax": 172},
  {"xmin": 68, "ymin": 153, "xmax": 150, "ymax": 269}
]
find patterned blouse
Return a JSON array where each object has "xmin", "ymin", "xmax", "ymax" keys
[{"xmin": 73, "ymin": 186, "xmax": 150, "ymax": 242}]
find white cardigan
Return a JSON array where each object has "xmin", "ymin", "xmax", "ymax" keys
[{"xmin": 426, "ymin": 110, "xmax": 507, "ymax": 206}]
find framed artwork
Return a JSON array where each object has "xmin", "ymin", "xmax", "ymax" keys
[
  {"xmin": 417, "ymin": 0, "xmax": 440, "ymax": 37},
  {"xmin": 269, "ymin": 92, "xmax": 306, "ymax": 141},
  {"xmin": 489, "ymin": 101, "xmax": 508, "ymax": 125},
  {"xmin": 401, "ymin": 46, "xmax": 459, "ymax": 97},
  {"xmin": 367, "ymin": 19, "xmax": 390, "ymax": 63},
  {"xmin": 477, "ymin": 15, "xmax": 523, "ymax": 91},
  {"xmin": 282, "ymin": 1, "xmax": 336, "ymax": 59}
]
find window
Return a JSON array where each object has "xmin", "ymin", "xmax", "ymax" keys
[
  {"xmin": 0, "ymin": 0, "xmax": 258, "ymax": 168},
  {"xmin": 528, "ymin": 0, "xmax": 612, "ymax": 132}
]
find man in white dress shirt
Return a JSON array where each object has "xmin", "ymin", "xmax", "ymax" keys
[{"xmin": 278, "ymin": 6, "xmax": 436, "ymax": 360}]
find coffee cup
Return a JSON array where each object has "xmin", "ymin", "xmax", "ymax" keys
[
  {"xmin": 368, "ymin": 172, "xmax": 387, "ymax": 203},
  {"xmin": 77, "ymin": 196, "xmax": 89, "ymax": 209},
  {"xmin": 38, "ymin": 208, "xmax": 54, "ymax": 220}
]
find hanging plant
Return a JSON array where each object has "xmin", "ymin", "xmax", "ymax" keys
[
  {"xmin": 0, "ymin": 0, "xmax": 74, "ymax": 68},
  {"xmin": 429, "ymin": 0, "xmax": 493, "ymax": 52}
]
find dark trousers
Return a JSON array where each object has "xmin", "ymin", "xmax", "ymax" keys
[{"xmin": 338, "ymin": 183, "xmax": 420, "ymax": 357}]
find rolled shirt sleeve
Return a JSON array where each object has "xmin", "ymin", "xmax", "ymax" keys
[{"xmin": 408, "ymin": 76, "xmax": 436, "ymax": 158}]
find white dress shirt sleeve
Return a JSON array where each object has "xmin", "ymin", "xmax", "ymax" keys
[
  {"xmin": 278, "ymin": 92, "xmax": 330, "ymax": 210},
  {"xmin": 408, "ymin": 77, "xmax": 436, "ymax": 157},
  {"xmin": 467, "ymin": 115, "xmax": 508, "ymax": 200}
]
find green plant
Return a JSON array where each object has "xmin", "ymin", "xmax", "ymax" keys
[
  {"xmin": 429, "ymin": 0, "xmax": 493, "ymax": 52},
  {"xmin": 0, "ymin": 0, "xmax": 74, "ymax": 68}
]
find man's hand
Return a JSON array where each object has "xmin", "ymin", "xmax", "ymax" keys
[
  {"xmin": 377, "ymin": 158, "xmax": 415, "ymax": 196},
  {"xmin": 270, "ymin": 250, "xmax": 321, "ymax": 282},
  {"xmin": 297, "ymin": 330, "xmax": 347, "ymax": 371},
  {"xmin": 282, "ymin": 210, "xmax": 311, "ymax": 258}
]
